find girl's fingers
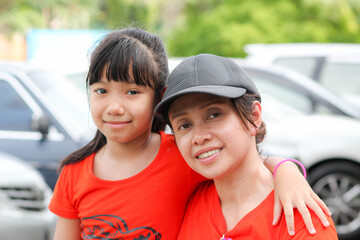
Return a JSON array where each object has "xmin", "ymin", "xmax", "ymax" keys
[
  {"xmin": 273, "ymin": 194, "xmax": 283, "ymax": 225},
  {"xmin": 283, "ymin": 203, "xmax": 295, "ymax": 236},
  {"xmin": 295, "ymin": 200, "xmax": 316, "ymax": 235},
  {"xmin": 311, "ymin": 191, "xmax": 332, "ymax": 216},
  {"xmin": 306, "ymin": 197, "xmax": 330, "ymax": 228}
]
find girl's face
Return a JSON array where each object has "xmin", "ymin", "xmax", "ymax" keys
[
  {"xmin": 89, "ymin": 68, "xmax": 156, "ymax": 144},
  {"xmin": 169, "ymin": 93, "xmax": 258, "ymax": 180}
]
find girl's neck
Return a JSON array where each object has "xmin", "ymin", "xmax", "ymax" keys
[
  {"xmin": 93, "ymin": 131, "xmax": 161, "ymax": 180},
  {"xmin": 214, "ymin": 154, "xmax": 274, "ymax": 231},
  {"xmin": 105, "ymin": 129, "xmax": 155, "ymax": 158}
]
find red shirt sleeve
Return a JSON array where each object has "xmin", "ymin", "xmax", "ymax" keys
[{"xmin": 48, "ymin": 165, "xmax": 79, "ymax": 219}]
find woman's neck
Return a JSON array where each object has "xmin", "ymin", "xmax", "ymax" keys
[{"xmin": 214, "ymin": 155, "xmax": 274, "ymax": 231}]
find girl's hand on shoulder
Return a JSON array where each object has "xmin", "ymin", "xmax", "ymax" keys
[{"xmin": 272, "ymin": 160, "xmax": 332, "ymax": 236}]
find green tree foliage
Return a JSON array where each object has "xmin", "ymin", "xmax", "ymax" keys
[
  {"xmin": 1, "ymin": 0, "xmax": 359, "ymax": 57},
  {"xmin": 93, "ymin": 0, "xmax": 149, "ymax": 29},
  {"xmin": 0, "ymin": 0, "xmax": 167, "ymax": 36},
  {"xmin": 91, "ymin": 0, "xmax": 172, "ymax": 35},
  {"xmin": 167, "ymin": 0, "xmax": 360, "ymax": 57},
  {"xmin": 0, "ymin": 0, "xmax": 97, "ymax": 35}
]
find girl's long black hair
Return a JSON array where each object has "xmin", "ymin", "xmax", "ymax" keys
[{"xmin": 58, "ymin": 27, "xmax": 169, "ymax": 172}]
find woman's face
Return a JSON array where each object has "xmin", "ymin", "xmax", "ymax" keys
[{"xmin": 169, "ymin": 93, "xmax": 258, "ymax": 180}]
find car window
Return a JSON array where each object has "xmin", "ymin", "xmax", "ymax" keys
[
  {"xmin": 0, "ymin": 79, "xmax": 34, "ymax": 131},
  {"xmin": 27, "ymin": 70, "xmax": 94, "ymax": 139},
  {"xmin": 320, "ymin": 62, "xmax": 360, "ymax": 95},
  {"xmin": 250, "ymin": 75, "xmax": 313, "ymax": 114},
  {"xmin": 246, "ymin": 69, "xmax": 338, "ymax": 116},
  {"xmin": 274, "ymin": 57, "xmax": 318, "ymax": 79}
]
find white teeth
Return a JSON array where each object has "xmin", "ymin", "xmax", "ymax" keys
[{"xmin": 197, "ymin": 149, "xmax": 220, "ymax": 159}]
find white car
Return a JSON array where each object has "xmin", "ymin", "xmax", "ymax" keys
[
  {"xmin": 244, "ymin": 43, "xmax": 360, "ymax": 108},
  {"xmin": 0, "ymin": 151, "xmax": 56, "ymax": 239},
  {"xmin": 234, "ymin": 60, "xmax": 360, "ymax": 120},
  {"xmin": 261, "ymin": 95, "xmax": 360, "ymax": 240}
]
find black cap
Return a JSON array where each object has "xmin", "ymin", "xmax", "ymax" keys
[{"xmin": 156, "ymin": 53, "xmax": 259, "ymax": 114}]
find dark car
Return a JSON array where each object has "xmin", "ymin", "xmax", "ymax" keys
[{"xmin": 0, "ymin": 60, "xmax": 94, "ymax": 189}]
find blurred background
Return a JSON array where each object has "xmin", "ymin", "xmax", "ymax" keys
[
  {"xmin": 2, "ymin": 0, "xmax": 360, "ymax": 60},
  {"xmin": 0, "ymin": 0, "xmax": 360, "ymax": 239}
]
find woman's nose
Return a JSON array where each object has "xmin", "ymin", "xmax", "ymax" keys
[{"xmin": 191, "ymin": 125, "xmax": 212, "ymax": 145}]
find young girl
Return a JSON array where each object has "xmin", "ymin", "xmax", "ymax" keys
[
  {"xmin": 156, "ymin": 53, "xmax": 338, "ymax": 239},
  {"xmin": 49, "ymin": 28, "xmax": 331, "ymax": 240}
]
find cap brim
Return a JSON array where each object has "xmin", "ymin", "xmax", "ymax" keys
[{"xmin": 155, "ymin": 85, "xmax": 246, "ymax": 114}]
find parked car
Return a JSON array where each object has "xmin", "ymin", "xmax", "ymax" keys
[
  {"xmin": 0, "ymin": 60, "xmax": 94, "ymax": 189},
  {"xmin": 233, "ymin": 59, "xmax": 360, "ymax": 120},
  {"xmin": 0, "ymin": 151, "xmax": 56, "ymax": 239},
  {"xmin": 261, "ymin": 95, "xmax": 360, "ymax": 240},
  {"xmin": 244, "ymin": 43, "xmax": 360, "ymax": 108}
]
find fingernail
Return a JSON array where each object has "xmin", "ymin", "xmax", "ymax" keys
[
  {"xmin": 289, "ymin": 230, "xmax": 295, "ymax": 236},
  {"xmin": 327, "ymin": 210, "xmax": 332, "ymax": 216},
  {"xmin": 324, "ymin": 221, "xmax": 330, "ymax": 227},
  {"xmin": 310, "ymin": 228, "xmax": 316, "ymax": 235}
]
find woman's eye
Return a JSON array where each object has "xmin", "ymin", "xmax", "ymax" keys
[
  {"xmin": 95, "ymin": 88, "xmax": 107, "ymax": 94},
  {"xmin": 208, "ymin": 112, "xmax": 221, "ymax": 119},
  {"xmin": 179, "ymin": 123, "xmax": 191, "ymax": 130}
]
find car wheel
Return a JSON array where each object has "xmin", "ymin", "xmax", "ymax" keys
[{"xmin": 308, "ymin": 161, "xmax": 360, "ymax": 240}]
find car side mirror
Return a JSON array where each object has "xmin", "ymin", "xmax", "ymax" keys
[{"xmin": 31, "ymin": 114, "xmax": 50, "ymax": 141}]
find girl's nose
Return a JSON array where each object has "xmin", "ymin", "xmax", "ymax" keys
[
  {"xmin": 191, "ymin": 125, "xmax": 212, "ymax": 145},
  {"xmin": 106, "ymin": 101, "xmax": 125, "ymax": 116}
]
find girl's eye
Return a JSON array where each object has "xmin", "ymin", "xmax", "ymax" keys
[
  {"xmin": 95, "ymin": 88, "xmax": 107, "ymax": 94},
  {"xmin": 127, "ymin": 90, "xmax": 140, "ymax": 95}
]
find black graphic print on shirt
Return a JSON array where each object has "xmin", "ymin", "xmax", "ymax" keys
[{"xmin": 81, "ymin": 215, "xmax": 161, "ymax": 240}]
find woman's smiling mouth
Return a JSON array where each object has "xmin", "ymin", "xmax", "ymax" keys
[{"xmin": 196, "ymin": 148, "xmax": 222, "ymax": 164}]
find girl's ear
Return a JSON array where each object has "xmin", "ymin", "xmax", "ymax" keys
[
  {"xmin": 154, "ymin": 86, "xmax": 167, "ymax": 110},
  {"xmin": 250, "ymin": 101, "xmax": 262, "ymax": 136},
  {"xmin": 160, "ymin": 86, "xmax": 167, "ymax": 99},
  {"xmin": 156, "ymin": 86, "xmax": 167, "ymax": 105}
]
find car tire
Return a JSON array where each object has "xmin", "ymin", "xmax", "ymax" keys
[{"xmin": 308, "ymin": 161, "xmax": 360, "ymax": 240}]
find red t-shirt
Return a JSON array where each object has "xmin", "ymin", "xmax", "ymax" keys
[
  {"xmin": 49, "ymin": 131, "xmax": 204, "ymax": 240},
  {"xmin": 178, "ymin": 181, "xmax": 338, "ymax": 240}
]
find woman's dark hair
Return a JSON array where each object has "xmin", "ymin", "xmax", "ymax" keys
[
  {"xmin": 232, "ymin": 93, "xmax": 266, "ymax": 152},
  {"xmin": 59, "ymin": 27, "xmax": 169, "ymax": 172}
]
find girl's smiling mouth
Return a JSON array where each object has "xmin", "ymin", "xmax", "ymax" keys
[{"xmin": 104, "ymin": 120, "xmax": 131, "ymax": 128}]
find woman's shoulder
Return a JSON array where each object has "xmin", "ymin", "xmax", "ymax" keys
[{"xmin": 188, "ymin": 181, "xmax": 215, "ymax": 204}]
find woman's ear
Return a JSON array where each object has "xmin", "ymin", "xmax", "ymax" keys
[{"xmin": 250, "ymin": 101, "xmax": 262, "ymax": 136}]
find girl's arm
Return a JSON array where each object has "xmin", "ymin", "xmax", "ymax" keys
[
  {"xmin": 264, "ymin": 156, "xmax": 332, "ymax": 236},
  {"xmin": 53, "ymin": 217, "xmax": 81, "ymax": 240}
]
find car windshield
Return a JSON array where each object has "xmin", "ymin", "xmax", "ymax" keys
[
  {"xmin": 27, "ymin": 70, "xmax": 94, "ymax": 140},
  {"xmin": 320, "ymin": 62, "xmax": 360, "ymax": 95}
]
